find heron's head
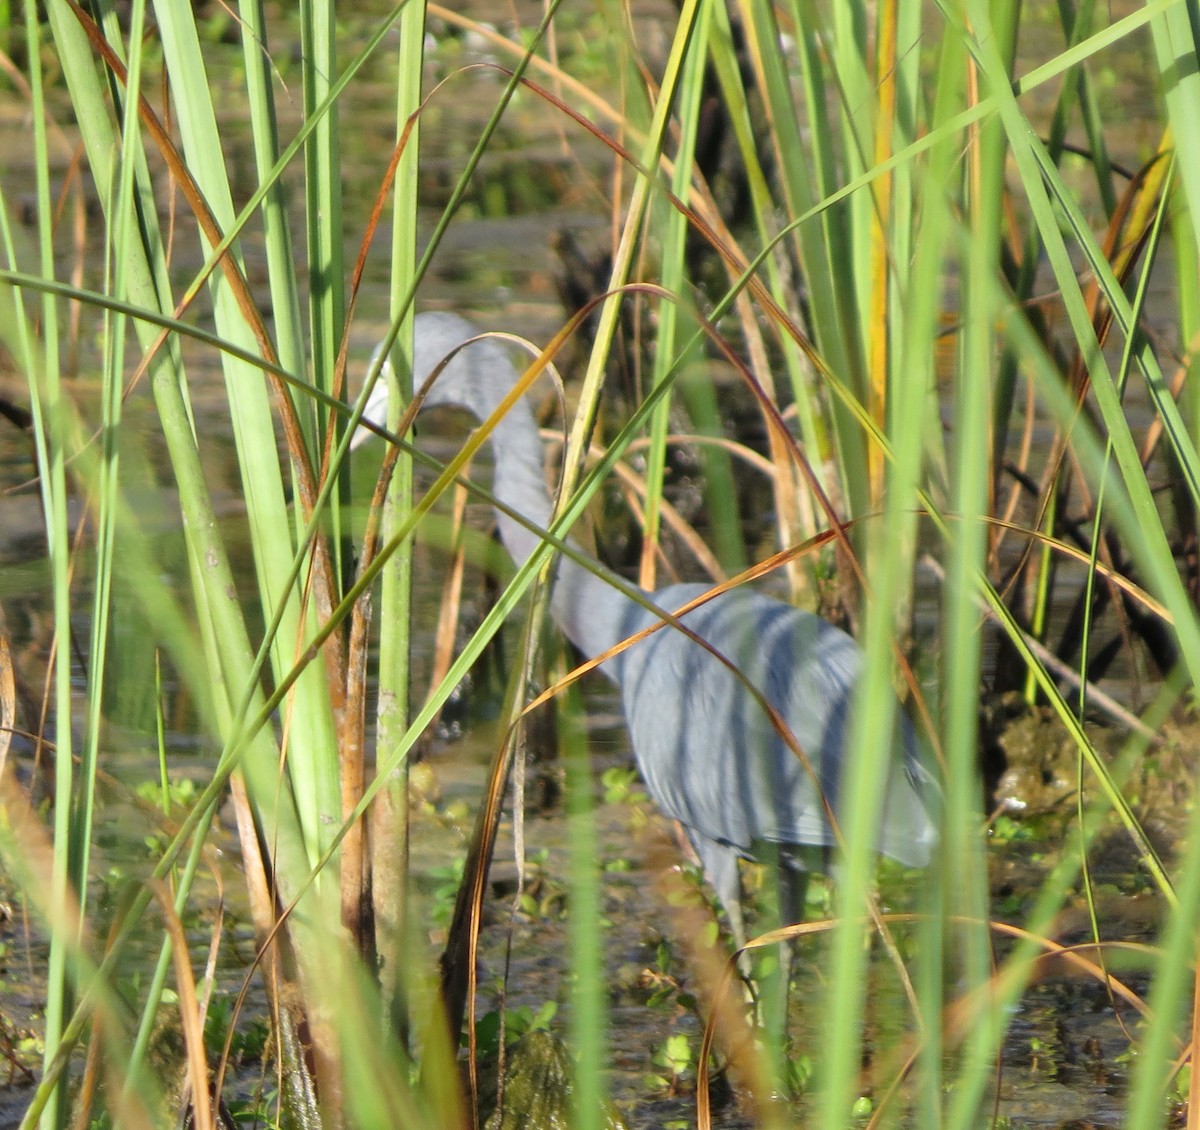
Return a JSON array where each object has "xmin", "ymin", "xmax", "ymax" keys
[{"xmin": 353, "ymin": 312, "xmax": 526, "ymax": 450}]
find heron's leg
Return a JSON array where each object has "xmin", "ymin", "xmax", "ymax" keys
[
  {"xmin": 689, "ymin": 835, "xmax": 750, "ymax": 972},
  {"xmin": 739, "ymin": 850, "xmax": 789, "ymax": 1077},
  {"xmin": 774, "ymin": 862, "xmax": 809, "ymax": 1044},
  {"xmin": 752, "ymin": 850, "xmax": 816, "ymax": 1092}
]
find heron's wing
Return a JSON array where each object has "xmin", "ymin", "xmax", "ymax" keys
[
  {"xmin": 618, "ymin": 586, "xmax": 937, "ymax": 866},
  {"xmin": 617, "ymin": 588, "xmax": 836, "ymax": 853}
]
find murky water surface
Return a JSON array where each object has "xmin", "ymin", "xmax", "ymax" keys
[{"xmin": 0, "ymin": 2, "xmax": 1183, "ymax": 1127}]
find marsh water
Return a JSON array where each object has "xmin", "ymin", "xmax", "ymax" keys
[{"xmin": 0, "ymin": 2, "xmax": 1185, "ymax": 1127}]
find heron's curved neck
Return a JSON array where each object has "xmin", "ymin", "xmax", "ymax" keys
[{"xmin": 482, "ymin": 405, "xmax": 635, "ymax": 664}]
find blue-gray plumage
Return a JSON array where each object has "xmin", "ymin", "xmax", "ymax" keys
[{"xmin": 356, "ymin": 311, "xmax": 938, "ymax": 954}]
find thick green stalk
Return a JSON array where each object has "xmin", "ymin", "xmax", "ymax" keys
[
  {"xmin": 941, "ymin": 53, "xmax": 1009, "ymax": 1130},
  {"xmin": 641, "ymin": 0, "xmax": 714, "ymax": 585},
  {"xmin": 79, "ymin": 0, "xmax": 150, "ymax": 941},
  {"xmin": 817, "ymin": 2, "xmax": 937, "ymax": 1117},
  {"xmin": 768, "ymin": 0, "xmax": 870, "ymax": 522},
  {"xmin": 58, "ymin": 0, "xmax": 149, "ymax": 1104},
  {"xmin": 1148, "ymin": 4, "xmax": 1200, "ymax": 249},
  {"xmin": 153, "ymin": 0, "xmax": 341, "ymax": 876},
  {"xmin": 298, "ymin": 0, "xmax": 350, "ymax": 593},
  {"xmin": 375, "ymin": 0, "xmax": 426, "ymax": 1038},
  {"xmin": 238, "ymin": 0, "xmax": 309, "ymax": 451},
  {"xmin": 301, "ymin": 0, "xmax": 346, "ymax": 411},
  {"xmin": 562, "ymin": 686, "xmax": 604, "ymax": 1130}
]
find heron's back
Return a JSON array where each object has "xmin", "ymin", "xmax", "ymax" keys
[{"xmin": 610, "ymin": 585, "xmax": 936, "ymax": 868}]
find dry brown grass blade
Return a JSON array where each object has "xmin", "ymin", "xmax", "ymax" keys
[
  {"xmin": 424, "ymin": 478, "xmax": 473, "ymax": 706},
  {"xmin": 146, "ymin": 879, "xmax": 215, "ymax": 1130},
  {"xmin": 983, "ymin": 519, "xmax": 1169, "ymax": 622},
  {"xmin": 334, "ymin": 105, "xmax": 418, "ymax": 429}
]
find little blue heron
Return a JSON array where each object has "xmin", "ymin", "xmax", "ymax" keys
[{"xmin": 356, "ymin": 312, "xmax": 938, "ymax": 961}]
